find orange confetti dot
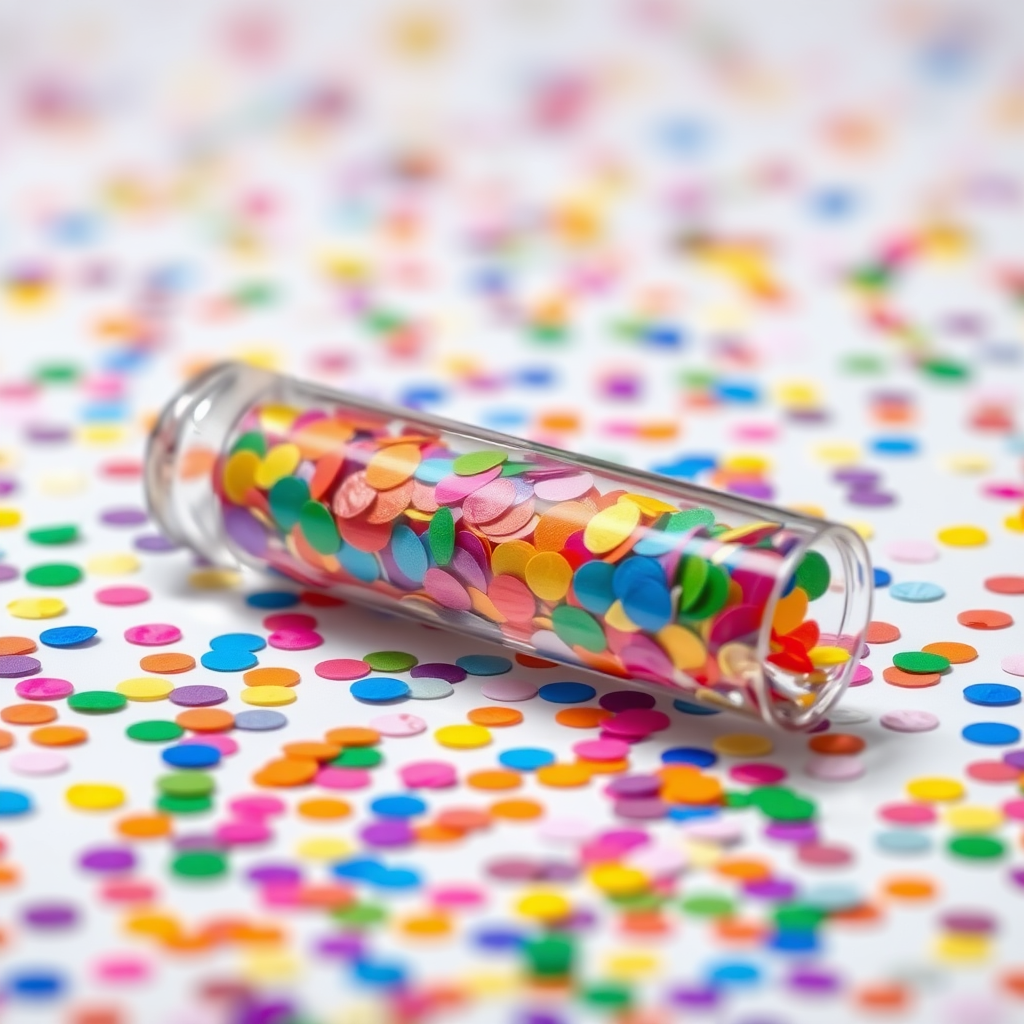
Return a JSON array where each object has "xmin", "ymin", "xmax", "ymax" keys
[
  {"xmin": 175, "ymin": 709, "xmax": 234, "ymax": 733},
  {"xmin": 435, "ymin": 808, "xmax": 491, "ymax": 833},
  {"xmin": 414, "ymin": 823, "xmax": 465, "ymax": 844},
  {"xmin": 489, "ymin": 798, "xmax": 544, "ymax": 820},
  {"xmin": 1, "ymin": 703, "xmax": 57, "ymax": 725},
  {"xmin": 554, "ymin": 707, "xmax": 612, "ymax": 728},
  {"xmin": 252, "ymin": 757, "xmax": 318, "ymax": 787},
  {"xmin": 865, "ymin": 620, "xmax": 900, "ymax": 644},
  {"xmin": 536, "ymin": 763, "xmax": 592, "ymax": 788},
  {"xmin": 297, "ymin": 797, "xmax": 351, "ymax": 820},
  {"xmin": 281, "ymin": 741, "xmax": 340, "ymax": 762},
  {"xmin": 515, "ymin": 653, "xmax": 558, "ymax": 669},
  {"xmin": 117, "ymin": 813, "xmax": 173, "ymax": 840},
  {"xmin": 576, "ymin": 758, "xmax": 630, "ymax": 775},
  {"xmin": 662, "ymin": 771, "xmax": 723, "ymax": 805},
  {"xmin": 0, "ymin": 729, "xmax": 14, "ymax": 750},
  {"xmin": 882, "ymin": 875, "xmax": 937, "ymax": 900},
  {"xmin": 244, "ymin": 666, "xmax": 301, "ymax": 687},
  {"xmin": 467, "ymin": 706, "xmax": 523, "ymax": 727},
  {"xmin": 0, "ymin": 863, "xmax": 21, "ymax": 886},
  {"xmin": 808, "ymin": 733, "xmax": 867, "ymax": 755},
  {"xmin": 466, "ymin": 769, "xmax": 522, "ymax": 791},
  {"xmin": 921, "ymin": 641, "xmax": 978, "ymax": 663},
  {"xmin": 957, "ymin": 609, "xmax": 1013, "ymax": 630},
  {"xmin": 883, "ymin": 666, "xmax": 940, "ymax": 688},
  {"xmin": 324, "ymin": 726, "xmax": 380, "ymax": 747},
  {"xmin": 854, "ymin": 983, "xmax": 911, "ymax": 1011},
  {"xmin": 0, "ymin": 636, "xmax": 37, "ymax": 656},
  {"xmin": 30, "ymin": 725, "xmax": 87, "ymax": 747},
  {"xmin": 716, "ymin": 857, "xmax": 773, "ymax": 882},
  {"xmin": 139, "ymin": 652, "xmax": 196, "ymax": 674}
]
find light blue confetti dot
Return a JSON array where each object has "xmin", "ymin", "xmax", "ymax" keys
[
  {"xmin": 499, "ymin": 747, "xmax": 556, "ymax": 771},
  {"xmin": 456, "ymin": 655, "xmax": 513, "ymax": 676},
  {"xmin": 876, "ymin": 830, "xmax": 932, "ymax": 854},
  {"xmin": 350, "ymin": 677, "xmax": 410, "ymax": 703},
  {"xmin": 370, "ymin": 795, "xmax": 427, "ymax": 818},
  {"xmin": 0, "ymin": 789, "xmax": 33, "ymax": 816},
  {"xmin": 200, "ymin": 649, "xmax": 258, "ymax": 672},
  {"xmin": 889, "ymin": 581, "xmax": 945, "ymax": 602},
  {"xmin": 209, "ymin": 632, "xmax": 266, "ymax": 652}
]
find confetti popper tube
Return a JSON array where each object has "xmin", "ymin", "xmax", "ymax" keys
[{"xmin": 146, "ymin": 363, "xmax": 872, "ymax": 729}]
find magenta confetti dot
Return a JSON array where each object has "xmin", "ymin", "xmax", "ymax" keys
[
  {"xmin": 247, "ymin": 863, "xmax": 301, "ymax": 886},
  {"xmin": 169, "ymin": 684, "xmax": 228, "ymax": 707},
  {"xmin": 268, "ymin": 628, "xmax": 323, "ymax": 650},
  {"xmin": 79, "ymin": 847, "xmax": 136, "ymax": 873},
  {"xmin": 262, "ymin": 613, "xmax": 317, "ymax": 631},
  {"xmin": 360, "ymin": 819, "xmax": 414, "ymax": 847},
  {"xmin": 744, "ymin": 878, "xmax": 797, "ymax": 900},
  {"xmin": 95, "ymin": 586, "xmax": 150, "ymax": 606},
  {"xmin": 0, "ymin": 655, "xmax": 41, "ymax": 677},
  {"xmin": 729, "ymin": 763, "xmax": 787, "ymax": 785},
  {"xmin": 601, "ymin": 709, "xmax": 670, "ymax": 738},
  {"xmin": 315, "ymin": 658, "xmax": 370, "ymax": 681},
  {"xmin": 15, "ymin": 677, "xmax": 73, "ymax": 700},
  {"xmin": 613, "ymin": 797, "xmax": 667, "ymax": 819},
  {"xmin": 765, "ymin": 822, "xmax": 818, "ymax": 844},
  {"xmin": 604, "ymin": 774, "xmax": 661, "ymax": 798},
  {"xmin": 100, "ymin": 507, "xmax": 148, "ymax": 526},
  {"xmin": 124, "ymin": 623, "xmax": 182, "ymax": 646},
  {"xmin": 216, "ymin": 820, "xmax": 272, "ymax": 845}
]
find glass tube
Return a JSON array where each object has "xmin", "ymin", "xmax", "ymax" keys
[{"xmin": 146, "ymin": 362, "xmax": 872, "ymax": 730}]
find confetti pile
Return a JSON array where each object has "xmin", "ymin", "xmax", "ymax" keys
[{"xmin": 2, "ymin": 3, "xmax": 1024, "ymax": 1023}]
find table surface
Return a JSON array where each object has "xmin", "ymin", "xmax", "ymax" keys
[{"xmin": 1, "ymin": 2, "xmax": 1024, "ymax": 1023}]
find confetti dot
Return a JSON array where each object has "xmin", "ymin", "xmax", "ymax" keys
[
  {"xmin": 315, "ymin": 659, "xmax": 370, "ymax": 680},
  {"xmin": 435, "ymin": 724, "xmax": 492, "ymax": 749},
  {"xmin": 538, "ymin": 682, "xmax": 596, "ymax": 704},
  {"xmin": 39, "ymin": 625, "xmax": 97, "ymax": 647},
  {"xmin": 68, "ymin": 691, "xmax": 127, "ymax": 714},
  {"xmin": 66, "ymin": 783, "xmax": 125, "ymax": 811},
  {"xmin": 200, "ymin": 649, "xmax": 258, "ymax": 672},
  {"xmin": 240, "ymin": 686, "xmax": 297, "ymax": 707},
  {"xmin": 959, "ymin": 609, "xmax": 1014, "ymax": 630},
  {"xmin": 350, "ymin": 677, "xmax": 410, "ymax": 702},
  {"xmin": 962, "ymin": 722, "xmax": 1021, "ymax": 746},
  {"xmin": 8, "ymin": 597, "xmax": 67, "ymax": 619},
  {"xmin": 115, "ymin": 677, "xmax": 174, "ymax": 702},
  {"xmin": 937, "ymin": 524, "xmax": 988, "ymax": 547},
  {"xmin": 124, "ymin": 623, "xmax": 182, "ymax": 646},
  {"xmin": 455, "ymin": 654, "xmax": 513, "ymax": 676},
  {"xmin": 889, "ymin": 581, "xmax": 945, "ymax": 603}
]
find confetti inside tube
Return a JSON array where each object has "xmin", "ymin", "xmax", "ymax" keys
[{"xmin": 146, "ymin": 363, "xmax": 872, "ymax": 729}]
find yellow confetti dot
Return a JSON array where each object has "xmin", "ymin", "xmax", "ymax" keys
[
  {"xmin": 944, "ymin": 452, "xmax": 991, "ymax": 474},
  {"xmin": 810, "ymin": 442, "xmax": 862, "ymax": 465},
  {"xmin": 681, "ymin": 840, "xmax": 723, "ymax": 869},
  {"xmin": 722, "ymin": 453, "xmax": 770, "ymax": 475},
  {"xmin": 66, "ymin": 782, "xmax": 126, "ymax": 811},
  {"xmin": 240, "ymin": 948, "xmax": 300, "ymax": 983},
  {"xmin": 583, "ymin": 501, "xmax": 640, "ymax": 554},
  {"xmin": 222, "ymin": 450, "xmax": 261, "ymax": 504},
  {"xmin": 259, "ymin": 404, "xmax": 300, "ymax": 434},
  {"xmin": 79, "ymin": 425, "xmax": 127, "ymax": 446},
  {"xmin": 588, "ymin": 864, "xmax": 650, "ymax": 896},
  {"xmin": 618, "ymin": 493, "xmax": 676, "ymax": 516},
  {"xmin": 933, "ymin": 933, "xmax": 991, "ymax": 964},
  {"xmin": 937, "ymin": 524, "xmax": 988, "ymax": 547},
  {"xmin": 38, "ymin": 471, "xmax": 88, "ymax": 496},
  {"xmin": 603, "ymin": 599, "xmax": 641, "ymax": 633},
  {"xmin": 1005, "ymin": 513, "xmax": 1024, "ymax": 534},
  {"xmin": 906, "ymin": 777, "xmax": 964, "ymax": 802},
  {"xmin": 241, "ymin": 685, "xmax": 297, "ymax": 707},
  {"xmin": 845, "ymin": 519, "xmax": 875, "ymax": 540},
  {"xmin": 808, "ymin": 645, "xmax": 851, "ymax": 667},
  {"xmin": 656, "ymin": 624, "xmax": 707, "ymax": 671},
  {"xmin": 515, "ymin": 889, "xmax": 571, "ymax": 923},
  {"xmin": 712, "ymin": 733, "xmax": 774, "ymax": 757},
  {"xmin": 253, "ymin": 443, "xmax": 301, "ymax": 490},
  {"xmin": 6, "ymin": 597, "xmax": 66, "ymax": 620},
  {"xmin": 603, "ymin": 951, "xmax": 662, "ymax": 978},
  {"xmin": 435, "ymin": 724, "xmax": 491, "ymax": 749},
  {"xmin": 943, "ymin": 806, "xmax": 1003, "ymax": 832},
  {"xmin": 523, "ymin": 551, "xmax": 573, "ymax": 602},
  {"xmin": 295, "ymin": 836, "xmax": 354, "ymax": 861},
  {"xmin": 86, "ymin": 552, "xmax": 140, "ymax": 576},
  {"xmin": 115, "ymin": 677, "xmax": 174, "ymax": 702},
  {"xmin": 490, "ymin": 541, "xmax": 535, "ymax": 580},
  {"xmin": 788, "ymin": 504, "xmax": 826, "ymax": 519},
  {"xmin": 188, "ymin": 568, "xmax": 241, "ymax": 589}
]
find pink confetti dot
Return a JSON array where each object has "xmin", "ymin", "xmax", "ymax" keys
[
  {"xmin": 1001, "ymin": 654, "xmax": 1024, "ymax": 677},
  {"xmin": 216, "ymin": 820, "xmax": 272, "ymax": 845},
  {"xmin": 92, "ymin": 954, "xmax": 152, "ymax": 983},
  {"xmin": 369, "ymin": 713, "xmax": 427, "ymax": 736},
  {"xmin": 729, "ymin": 763, "xmax": 787, "ymax": 785},
  {"xmin": 15, "ymin": 677, "xmax": 73, "ymax": 700},
  {"xmin": 268, "ymin": 628, "xmax": 323, "ymax": 650},
  {"xmin": 262, "ymin": 612, "xmax": 318, "ymax": 631},
  {"xmin": 315, "ymin": 767, "xmax": 371, "ymax": 790},
  {"xmin": 851, "ymin": 664, "xmax": 873, "ymax": 686},
  {"xmin": 878, "ymin": 802, "xmax": 936, "ymax": 825},
  {"xmin": 228, "ymin": 795, "xmax": 287, "ymax": 819},
  {"xmin": 399, "ymin": 761, "xmax": 458, "ymax": 789},
  {"xmin": 315, "ymin": 658, "xmax": 370, "ymax": 680},
  {"xmin": 966, "ymin": 760, "xmax": 1021, "ymax": 783},
  {"xmin": 124, "ymin": 623, "xmax": 182, "ymax": 646},
  {"xmin": 95, "ymin": 586, "xmax": 150, "ymax": 606},
  {"xmin": 573, "ymin": 738, "xmax": 629, "ymax": 761}
]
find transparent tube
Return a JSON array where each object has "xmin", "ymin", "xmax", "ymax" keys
[{"xmin": 145, "ymin": 363, "xmax": 872, "ymax": 730}]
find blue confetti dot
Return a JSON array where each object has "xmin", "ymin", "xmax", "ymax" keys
[
  {"xmin": 873, "ymin": 567, "xmax": 892, "ymax": 587},
  {"xmin": 234, "ymin": 709, "xmax": 288, "ymax": 731},
  {"xmin": 340, "ymin": 545, "xmax": 380, "ymax": 583},
  {"xmin": 707, "ymin": 961, "xmax": 761, "ymax": 987},
  {"xmin": 673, "ymin": 697, "xmax": 720, "ymax": 716},
  {"xmin": 769, "ymin": 929, "xmax": 820, "ymax": 953},
  {"xmin": 537, "ymin": 681, "xmax": 596, "ymax": 704},
  {"xmin": 0, "ymin": 789, "xmax": 33, "ymax": 816},
  {"xmin": 889, "ymin": 581, "xmax": 945, "ymax": 603},
  {"xmin": 871, "ymin": 436, "xmax": 919, "ymax": 456},
  {"xmin": 963, "ymin": 683, "xmax": 1021, "ymax": 707},
  {"xmin": 962, "ymin": 722, "xmax": 1021, "ymax": 746},
  {"xmin": 209, "ymin": 632, "xmax": 266, "ymax": 652},
  {"xmin": 6, "ymin": 968, "xmax": 65, "ymax": 999},
  {"xmin": 370, "ymin": 795, "xmax": 427, "ymax": 818},
  {"xmin": 161, "ymin": 744, "xmax": 222, "ymax": 769},
  {"xmin": 39, "ymin": 625, "xmax": 97, "ymax": 647},
  {"xmin": 245, "ymin": 591, "xmax": 299, "ymax": 609},
  {"xmin": 499, "ymin": 747, "xmax": 556, "ymax": 771},
  {"xmin": 353, "ymin": 958, "xmax": 407, "ymax": 986},
  {"xmin": 652, "ymin": 455, "xmax": 717, "ymax": 480},
  {"xmin": 473, "ymin": 925, "xmax": 525, "ymax": 950},
  {"xmin": 876, "ymin": 830, "xmax": 932, "ymax": 854},
  {"xmin": 661, "ymin": 747, "xmax": 717, "ymax": 768},
  {"xmin": 350, "ymin": 677, "xmax": 410, "ymax": 702},
  {"xmin": 200, "ymin": 649, "xmax": 259, "ymax": 672},
  {"xmin": 455, "ymin": 655, "xmax": 513, "ymax": 676},
  {"xmin": 573, "ymin": 561, "xmax": 616, "ymax": 615},
  {"xmin": 666, "ymin": 806, "xmax": 718, "ymax": 822}
]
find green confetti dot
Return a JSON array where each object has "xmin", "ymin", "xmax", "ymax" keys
[
  {"xmin": 892, "ymin": 651, "xmax": 950, "ymax": 674},
  {"xmin": 524, "ymin": 934, "xmax": 574, "ymax": 977},
  {"xmin": 268, "ymin": 477, "xmax": 310, "ymax": 532},
  {"xmin": 682, "ymin": 562, "xmax": 728, "ymax": 620},
  {"xmin": 363, "ymin": 650, "xmax": 418, "ymax": 672},
  {"xmin": 172, "ymin": 850, "xmax": 227, "ymax": 878},
  {"xmin": 666, "ymin": 508, "xmax": 716, "ymax": 532},
  {"xmin": 230, "ymin": 430, "xmax": 268, "ymax": 458},
  {"xmin": 795, "ymin": 549, "xmax": 831, "ymax": 601},
  {"xmin": 948, "ymin": 835, "xmax": 1005, "ymax": 860},
  {"xmin": 748, "ymin": 786, "xmax": 817, "ymax": 822},
  {"xmin": 157, "ymin": 771, "xmax": 215, "ymax": 798},
  {"xmin": 34, "ymin": 362, "xmax": 81, "ymax": 384},
  {"xmin": 299, "ymin": 499, "xmax": 340, "ymax": 555},
  {"xmin": 551, "ymin": 605, "xmax": 607, "ymax": 654},
  {"xmin": 499, "ymin": 462, "xmax": 534, "ymax": 477},
  {"xmin": 582, "ymin": 982, "xmax": 633, "ymax": 1009},
  {"xmin": 67, "ymin": 691, "xmax": 127, "ymax": 714},
  {"xmin": 679, "ymin": 893, "xmax": 736, "ymax": 918},
  {"xmin": 331, "ymin": 901, "xmax": 388, "ymax": 929},
  {"xmin": 126, "ymin": 720, "xmax": 184, "ymax": 743},
  {"xmin": 920, "ymin": 357, "xmax": 969, "ymax": 381},
  {"xmin": 452, "ymin": 450, "xmax": 507, "ymax": 476},
  {"xmin": 331, "ymin": 747, "xmax": 383, "ymax": 769},
  {"xmin": 24, "ymin": 563, "xmax": 82, "ymax": 587},
  {"xmin": 428, "ymin": 506, "xmax": 455, "ymax": 566},
  {"xmin": 26, "ymin": 525, "xmax": 79, "ymax": 546},
  {"xmin": 157, "ymin": 794, "xmax": 212, "ymax": 815},
  {"xmin": 773, "ymin": 902, "xmax": 827, "ymax": 930}
]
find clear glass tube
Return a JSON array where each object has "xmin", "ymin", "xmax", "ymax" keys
[{"xmin": 145, "ymin": 363, "xmax": 872, "ymax": 730}]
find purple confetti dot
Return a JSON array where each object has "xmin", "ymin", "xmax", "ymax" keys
[
  {"xmin": 247, "ymin": 864, "xmax": 302, "ymax": 886},
  {"xmin": 832, "ymin": 468, "xmax": 881, "ymax": 486},
  {"xmin": 25, "ymin": 423, "xmax": 72, "ymax": 443},
  {"xmin": 599, "ymin": 689, "xmax": 657, "ymax": 712},
  {"xmin": 134, "ymin": 533, "xmax": 179, "ymax": 553},
  {"xmin": 1002, "ymin": 750, "xmax": 1024, "ymax": 770},
  {"xmin": 536, "ymin": 861, "xmax": 579, "ymax": 882},
  {"xmin": 603, "ymin": 774, "xmax": 661, "ymax": 798},
  {"xmin": 727, "ymin": 480, "xmax": 774, "ymax": 500},
  {"xmin": 940, "ymin": 910, "xmax": 997, "ymax": 934},
  {"xmin": 613, "ymin": 797, "xmax": 667, "ymax": 819},
  {"xmin": 847, "ymin": 490, "xmax": 897, "ymax": 507},
  {"xmin": 101, "ymin": 506, "xmax": 149, "ymax": 526},
  {"xmin": 765, "ymin": 822, "xmax": 818, "ymax": 844},
  {"xmin": 360, "ymin": 819, "xmax": 414, "ymax": 847},
  {"xmin": 0, "ymin": 565, "xmax": 20, "ymax": 582},
  {"xmin": 170, "ymin": 684, "xmax": 228, "ymax": 707},
  {"xmin": 409, "ymin": 663, "xmax": 467, "ymax": 683},
  {"xmin": 788, "ymin": 966, "xmax": 842, "ymax": 994},
  {"xmin": 79, "ymin": 847, "xmax": 136, "ymax": 873},
  {"xmin": 316, "ymin": 934, "xmax": 365, "ymax": 959},
  {"xmin": 668, "ymin": 985, "xmax": 721, "ymax": 1009},
  {"xmin": 173, "ymin": 834, "xmax": 225, "ymax": 851},
  {"xmin": 486, "ymin": 857, "xmax": 539, "ymax": 881},
  {"xmin": 22, "ymin": 901, "xmax": 79, "ymax": 928},
  {"xmin": 744, "ymin": 878, "xmax": 797, "ymax": 900},
  {"xmin": 0, "ymin": 655, "xmax": 41, "ymax": 678},
  {"xmin": 223, "ymin": 506, "xmax": 270, "ymax": 558},
  {"xmin": 0, "ymin": 477, "xmax": 17, "ymax": 497}
]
